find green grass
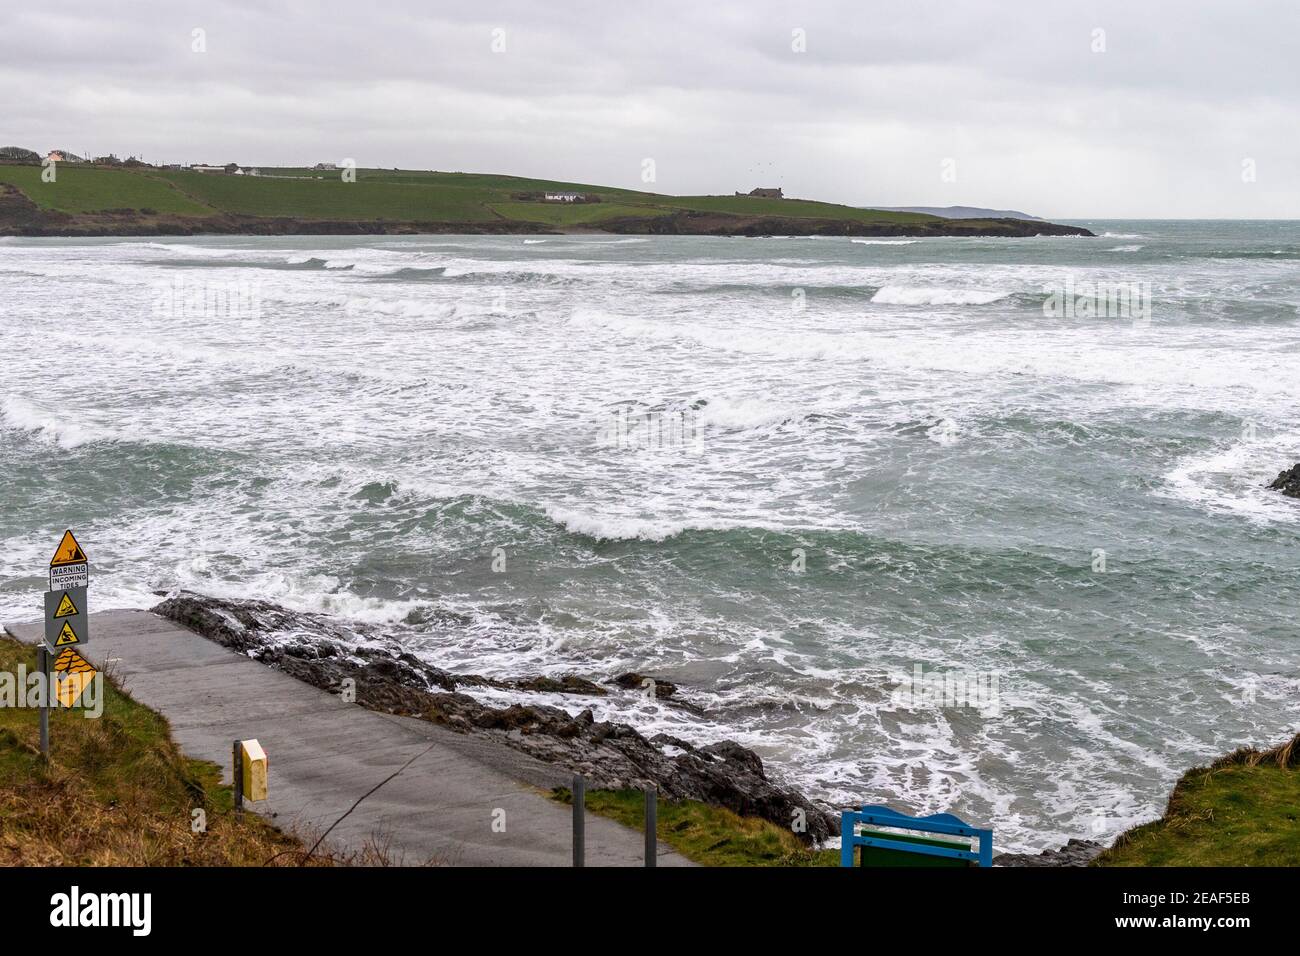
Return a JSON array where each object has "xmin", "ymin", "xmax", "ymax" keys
[
  {"xmin": 3, "ymin": 162, "xmax": 950, "ymax": 228},
  {"xmin": 0, "ymin": 634, "xmax": 314, "ymax": 865},
  {"xmin": 151, "ymin": 170, "xmax": 503, "ymax": 221},
  {"xmin": 566, "ymin": 735, "xmax": 1300, "ymax": 868},
  {"xmin": 1096, "ymin": 734, "xmax": 1300, "ymax": 866},
  {"xmin": 0, "ymin": 166, "xmax": 215, "ymax": 215},
  {"xmin": 305, "ymin": 168, "xmax": 656, "ymax": 200},
  {"xmin": 490, "ymin": 200, "xmax": 671, "ymax": 226},
  {"xmin": 554, "ymin": 788, "xmax": 839, "ymax": 866},
  {"xmin": 666, "ymin": 194, "xmax": 936, "ymax": 224}
]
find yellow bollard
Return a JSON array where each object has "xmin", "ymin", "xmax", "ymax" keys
[{"xmin": 237, "ymin": 739, "xmax": 269, "ymax": 803}]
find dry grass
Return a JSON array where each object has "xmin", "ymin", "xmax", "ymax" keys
[
  {"xmin": 1209, "ymin": 731, "xmax": 1300, "ymax": 770},
  {"xmin": 0, "ymin": 634, "xmax": 325, "ymax": 866},
  {"xmin": 1097, "ymin": 731, "xmax": 1300, "ymax": 867},
  {"xmin": 553, "ymin": 787, "xmax": 839, "ymax": 866}
]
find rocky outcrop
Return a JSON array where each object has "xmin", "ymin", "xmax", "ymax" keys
[
  {"xmin": 1268, "ymin": 464, "xmax": 1300, "ymax": 498},
  {"xmin": 599, "ymin": 209, "xmax": 1093, "ymax": 238},
  {"xmin": 994, "ymin": 838, "xmax": 1104, "ymax": 867},
  {"xmin": 151, "ymin": 591, "xmax": 838, "ymax": 843}
]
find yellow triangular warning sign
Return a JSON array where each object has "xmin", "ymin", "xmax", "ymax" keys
[
  {"xmin": 50, "ymin": 530, "xmax": 87, "ymax": 567},
  {"xmin": 52, "ymin": 647, "xmax": 97, "ymax": 707},
  {"xmin": 54, "ymin": 593, "xmax": 79, "ymax": 618},
  {"xmin": 54, "ymin": 621, "xmax": 81, "ymax": 646}
]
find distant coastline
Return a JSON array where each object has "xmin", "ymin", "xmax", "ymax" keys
[{"xmin": 0, "ymin": 162, "xmax": 1095, "ymax": 239}]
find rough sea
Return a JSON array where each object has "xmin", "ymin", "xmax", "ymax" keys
[{"xmin": 2, "ymin": 222, "xmax": 1297, "ymax": 852}]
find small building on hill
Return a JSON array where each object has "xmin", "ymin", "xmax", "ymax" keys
[{"xmin": 735, "ymin": 187, "xmax": 783, "ymax": 199}]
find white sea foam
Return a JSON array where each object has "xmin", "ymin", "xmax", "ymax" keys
[
  {"xmin": 544, "ymin": 506, "xmax": 733, "ymax": 542},
  {"xmin": 699, "ymin": 396, "xmax": 810, "ymax": 431},
  {"xmin": 1159, "ymin": 436, "xmax": 1300, "ymax": 524},
  {"xmin": 4, "ymin": 229, "xmax": 1298, "ymax": 856},
  {"xmin": 0, "ymin": 396, "xmax": 114, "ymax": 449},
  {"xmin": 871, "ymin": 285, "xmax": 1011, "ymax": 305}
]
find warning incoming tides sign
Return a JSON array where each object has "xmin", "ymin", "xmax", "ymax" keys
[{"xmin": 48, "ymin": 530, "xmax": 88, "ymax": 590}]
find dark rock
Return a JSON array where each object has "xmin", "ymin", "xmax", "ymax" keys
[
  {"xmin": 700, "ymin": 740, "xmax": 767, "ymax": 780},
  {"xmin": 611, "ymin": 672, "xmax": 678, "ymax": 698},
  {"xmin": 1268, "ymin": 463, "xmax": 1300, "ymax": 498},
  {"xmin": 994, "ymin": 838, "xmax": 1105, "ymax": 867},
  {"xmin": 152, "ymin": 591, "xmax": 838, "ymax": 843},
  {"xmin": 511, "ymin": 675, "xmax": 608, "ymax": 696}
]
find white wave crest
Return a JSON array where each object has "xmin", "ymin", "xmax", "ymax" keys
[
  {"xmin": 871, "ymin": 286, "xmax": 1011, "ymax": 305},
  {"xmin": 0, "ymin": 397, "xmax": 113, "ymax": 449},
  {"xmin": 545, "ymin": 506, "xmax": 732, "ymax": 542}
]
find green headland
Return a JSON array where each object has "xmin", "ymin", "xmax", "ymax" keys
[{"xmin": 0, "ymin": 162, "xmax": 1092, "ymax": 238}]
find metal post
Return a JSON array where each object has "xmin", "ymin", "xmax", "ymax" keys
[
  {"xmin": 572, "ymin": 773, "xmax": 585, "ymax": 868},
  {"xmin": 38, "ymin": 645, "xmax": 50, "ymax": 763},
  {"xmin": 233, "ymin": 740, "xmax": 244, "ymax": 818},
  {"xmin": 644, "ymin": 785, "xmax": 657, "ymax": 867}
]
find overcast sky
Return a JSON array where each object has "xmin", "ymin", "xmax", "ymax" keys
[{"xmin": 2, "ymin": 0, "xmax": 1296, "ymax": 218}]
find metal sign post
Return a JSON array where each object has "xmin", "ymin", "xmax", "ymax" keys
[
  {"xmin": 38, "ymin": 645, "xmax": 50, "ymax": 762},
  {"xmin": 233, "ymin": 741, "xmax": 244, "ymax": 818},
  {"xmin": 644, "ymin": 785, "xmax": 657, "ymax": 868},
  {"xmin": 572, "ymin": 774, "xmax": 585, "ymax": 868}
]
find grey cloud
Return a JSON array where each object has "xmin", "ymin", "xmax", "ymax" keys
[{"xmin": 0, "ymin": 0, "xmax": 1295, "ymax": 216}]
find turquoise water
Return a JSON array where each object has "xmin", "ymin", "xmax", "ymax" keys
[{"xmin": 1, "ymin": 223, "xmax": 1297, "ymax": 851}]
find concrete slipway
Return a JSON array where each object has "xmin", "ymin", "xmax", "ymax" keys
[{"xmin": 5, "ymin": 609, "xmax": 690, "ymax": 867}]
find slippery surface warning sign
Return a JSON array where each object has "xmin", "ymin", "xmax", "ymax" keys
[
  {"xmin": 52, "ymin": 647, "xmax": 97, "ymax": 707},
  {"xmin": 44, "ymin": 586, "xmax": 88, "ymax": 651},
  {"xmin": 53, "ymin": 621, "xmax": 82, "ymax": 647}
]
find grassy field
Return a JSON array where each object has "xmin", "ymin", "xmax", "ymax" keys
[
  {"xmin": 490, "ymin": 200, "xmax": 670, "ymax": 226},
  {"xmin": 0, "ymin": 166, "xmax": 215, "ymax": 216},
  {"xmin": 148, "ymin": 170, "xmax": 502, "ymax": 221},
  {"xmin": 665, "ymin": 193, "xmax": 934, "ymax": 224},
  {"xmin": 1, "ymin": 163, "xmax": 945, "ymax": 228},
  {"xmin": 0, "ymin": 634, "xmax": 325, "ymax": 865},
  {"xmin": 161, "ymin": 167, "xmax": 942, "ymax": 225},
  {"xmin": 1095, "ymin": 734, "xmax": 1300, "ymax": 866},
  {"xmin": 553, "ymin": 787, "xmax": 840, "ymax": 866}
]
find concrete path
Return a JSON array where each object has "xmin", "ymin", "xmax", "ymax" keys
[{"xmin": 5, "ymin": 609, "xmax": 690, "ymax": 867}]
